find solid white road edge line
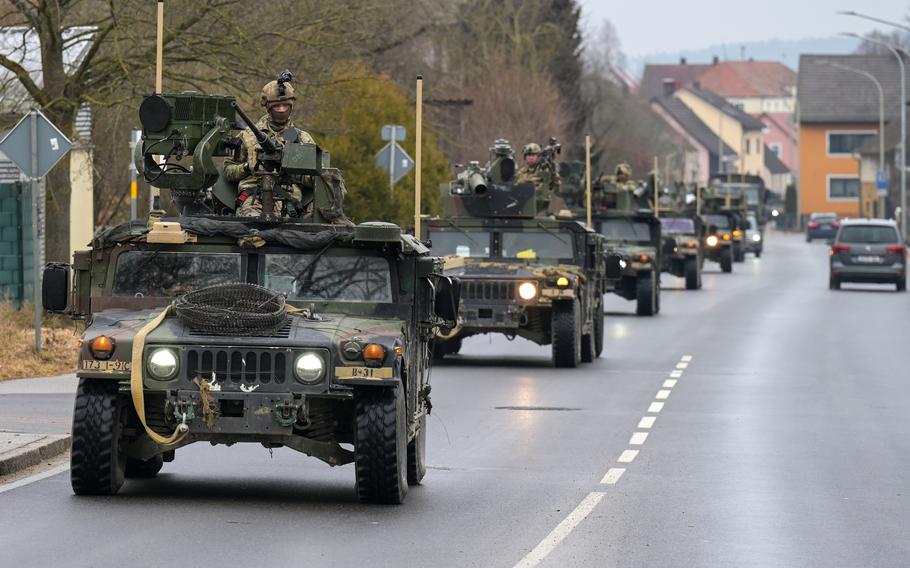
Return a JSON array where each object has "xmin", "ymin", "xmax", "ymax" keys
[
  {"xmin": 618, "ymin": 449, "xmax": 639, "ymax": 463},
  {"xmin": 0, "ymin": 462, "xmax": 69, "ymax": 495},
  {"xmin": 648, "ymin": 402, "xmax": 664, "ymax": 413},
  {"xmin": 638, "ymin": 416, "xmax": 656, "ymax": 429},
  {"xmin": 513, "ymin": 491, "xmax": 607, "ymax": 568},
  {"xmin": 629, "ymin": 432, "xmax": 648, "ymax": 445},
  {"xmin": 600, "ymin": 468, "xmax": 625, "ymax": 485},
  {"xmin": 663, "ymin": 379, "xmax": 677, "ymax": 388}
]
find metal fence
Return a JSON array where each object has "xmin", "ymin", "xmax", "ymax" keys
[{"xmin": 0, "ymin": 182, "xmax": 38, "ymax": 306}]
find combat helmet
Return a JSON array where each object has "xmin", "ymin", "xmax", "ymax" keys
[
  {"xmin": 260, "ymin": 70, "xmax": 297, "ymax": 109},
  {"xmin": 523, "ymin": 142, "xmax": 542, "ymax": 156},
  {"xmin": 615, "ymin": 163, "xmax": 632, "ymax": 177}
]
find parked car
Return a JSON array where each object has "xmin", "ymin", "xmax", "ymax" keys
[
  {"xmin": 829, "ymin": 219, "xmax": 906, "ymax": 291},
  {"xmin": 807, "ymin": 212, "xmax": 839, "ymax": 242}
]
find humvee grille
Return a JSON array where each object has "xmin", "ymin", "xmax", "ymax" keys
[
  {"xmin": 462, "ymin": 280, "xmax": 513, "ymax": 301},
  {"xmin": 186, "ymin": 348, "xmax": 288, "ymax": 385}
]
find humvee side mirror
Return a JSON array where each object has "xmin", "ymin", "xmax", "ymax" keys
[
  {"xmin": 42, "ymin": 263, "xmax": 70, "ymax": 312},
  {"xmin": 605, "ymin": 254, "xmax": 624, "ymax": 280},
  {"xmin": 434, "ymin": 276, "xmax": 461, "ymax": 321}
]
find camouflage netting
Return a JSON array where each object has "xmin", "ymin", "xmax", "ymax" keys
[{"xmin": 174, "ymin": 283, "xmax": 287, "ymax": 336}]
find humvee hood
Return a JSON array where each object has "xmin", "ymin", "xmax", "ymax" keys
[{"xmin": 444, "ymin": 260, "xmax": 587, "ymax": 280}]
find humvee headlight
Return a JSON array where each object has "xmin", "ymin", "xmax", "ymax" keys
[
  {"xmin": 147, "ymin": 348, "xmax": 178, "ymax": 380},
  {"xmin": 556, "ymin": 276, "xmax": 570, "ymax": 287},
  {"xmin": 752, "ymin": 234, "xmax": 762, "ymax": 242},
  {"xmin": 706, "ymin": 235, "xmax": 719, "ymax": 247},
  {"xmin": 294, "ymin": 353, "xmax": 325, "ymax": 383},
  {"xmin": 518, "ymin": 281, "xmax": 538, "ymax": 300},
  {"xmin": 90, "ymin": 336, "xmax": 115, "ymax": 360}
]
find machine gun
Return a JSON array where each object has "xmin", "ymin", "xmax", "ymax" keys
[
  {"xmin": 441, "ymin": 139, "xmax": 534, "ymax": 218},
  {"xmin": 133, "ymin": 91, "xmax": 346, "ymax": 222}
]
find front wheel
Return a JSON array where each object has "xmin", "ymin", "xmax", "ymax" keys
[
  {"xmin": 636, "ymin": 274, "xmax": 657, "ymax": 316},
  {"xmin": 897, "ymin": 278, "xmax": 906, "ymax": 292},
  {"xmin": 684, "ymin": 257, "xmax": 701, "ymax": 290},
  {"xmin": 829, "ymin": 275, "xmax": 840, "ymax": 290},
  {"xmin": 354, "ymin": 385, "xmax": 409, "ymax": 504},
  {"xmin": 593, "ymin": 298, "xmax": 604, "ymax": 358},
  {"xmin": 70, "ymin": 379, "xmax": 127, "ymax": 496},
  {"xmin": 551, "ymin": 300, "xmax": 581, "ymax": 368},
  {"xmin": 720, "ymin": 249, "xmax": 733, "ymax": 273}
]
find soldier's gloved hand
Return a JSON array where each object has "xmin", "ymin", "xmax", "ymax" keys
[{"xmin": 242, "ymin": 162, "xmax": 252, "ymax": 175}]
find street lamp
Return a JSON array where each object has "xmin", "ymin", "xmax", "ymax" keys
[
  {"xmin": 822, "ymin": 60, "xmax": 886, "ymax": 216},
  {"xmin": 838, "ymin": 12, "xmax": 908, "ymax": 239}
]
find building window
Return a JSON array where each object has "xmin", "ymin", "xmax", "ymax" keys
[
  {"xmin": 745, "ymin": 139, "xmax": 751, "ymax": 154},
  {"xmin": 828, "ymin": 132, "xmax": 875, "ymax": 155},
  {"xmin": 769, "ymin": 143, "xmax": 782, "ymax": 157},
  {"xmin": 828, "ymin": 177, "xmax": 860, "ymax": 200}
]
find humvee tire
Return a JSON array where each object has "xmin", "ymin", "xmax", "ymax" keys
[
  {"xmin": 71, "ymin": 379, "xmax": 126, "ymax": 496},
  {"xmin": 754, "ymin": 249, "xmax": 762, "ymax": 259},
  {"xmin": 431, "ymin": 342, "xmax": 447, "ymax": 360},
  {"xmin": 125, "ymin": 454, "xmax": 164, "ymax": 478},
  {"xmin": 354, "ymin": 385, "xmax": 409, "ymax": 504},
  {"xmin": 720, "ymin": 249, "xmax": 733, "ymax": 273},
  {"xmin": 636, "ymin": 274, "xmax": 657, "ymax": 316},
  {"xmin": 684, "ymin": 258, "xmax": 701, "ymax": 290},
  {"xmin": 829, "ymin": 276, "xmax": 840, "ymax": 290},
  {"xmin": 407, "ymin": 412, "xmax": 427, "ymax": 485},
  {"xmin": 734, "ymin": 243, "xmax": 745, "ymax": 263},
  {"xmin": 551, "ymin": 300, "xmax": 581, "ymax": 368},
  {"xmin": 581, "ymin": 324, "xmax": 595, "ymax": 364},
  {"xmin": 593, "ymin": 299, "xmax": 604, "ymax": 358},
  {"xmin": 448, "ymin": 337, "xmax": 463, "ymax": 355}
]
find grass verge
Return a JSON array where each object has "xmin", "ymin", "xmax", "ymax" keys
[{"xmin": 0, "ymin": 302, "xmax": 81, "ymax": 381}]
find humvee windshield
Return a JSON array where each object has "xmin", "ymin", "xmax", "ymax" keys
[
  {"xmin": 501, "ymin": 231, "xmax": 573, "ymax": 259},
  {"xmin": 600, "ymin": 219, "xmax": 653, "ymax": 243},
  {"xmin": 264, "ymin": 254, "xmax": 393, "ymax": 302},
  {"xmin": 703, "ymin": 215, "xmax": 731, "ymax": 230},
  {"xmin": 660, "ymin": 218, "xmax": 696, "ymax": 234},
  {"xmin": 112, "ymin": 251, "xmax": 242, "ymax": 297},
  {"xmin": 428, "ymin": 230, "xmax": 492, "ymax": 258}
]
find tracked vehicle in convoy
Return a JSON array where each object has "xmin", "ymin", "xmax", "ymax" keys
[
  {"xmin": 42, "ymin": 91, "xmax": 457, "ymax": 504},
  {"xmin": 423, "ymin": 140, "xmax": 614, "ymax": 367}
]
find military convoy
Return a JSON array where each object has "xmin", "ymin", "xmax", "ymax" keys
[
  {"xmin": 423, "ymin": 140, "xmax": 616, "ymax": 367},
  {"xmin": 43, "ymin": 91, "xmax": 458, "ymax": 504}
]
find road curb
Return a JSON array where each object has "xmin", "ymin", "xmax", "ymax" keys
[{"xmin": 0, "ymin": 434, "xmax": 71, "ymax": 476}]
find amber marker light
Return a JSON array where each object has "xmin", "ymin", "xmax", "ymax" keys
[
  {"xmin": 363, "ymin": 343, "xmax": 386, "ymax": 365},
  {"xmin": 90, "ymin": 336, "xmax": 115, "ymax": 360},
  {"xmin": 722, "ymin": 233, "xmax": 731, "ymax": 241},
  {"xmin": 638, "ymin": 254, "xmax": 650, "ymax": 263},
  {"xmin": 556, "ymin": 276, "xmax": 570, "ymax": 287}
]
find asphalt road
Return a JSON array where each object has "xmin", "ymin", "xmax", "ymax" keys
[{"xmin": 1, "ymin": 232, "xmax": 908, "ymax": 567}]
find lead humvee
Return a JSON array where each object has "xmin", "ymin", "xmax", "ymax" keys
[
  {"xmin": 422, "ymin": 140, "xmax": 615, "ymax": 367},
  {"xmin": 42, "ymin": 92, "xmax": 457, "ymax": 504}
]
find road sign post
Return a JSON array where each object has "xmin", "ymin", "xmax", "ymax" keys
[{"xmin": 0, "ymin": 109, "xmax": 73, "ymax": 352}]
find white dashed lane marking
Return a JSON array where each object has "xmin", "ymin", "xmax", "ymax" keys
[
  {"xmin": 638, "ymin": 416, "xmax": 656, "ymax": 429},
  {"xmin": 669, "ymin": 370, "xmax": 683, "ymax": 378},
  {"xmin": 629, "ymin": 432, "xmax": 648, "ymax": 445},
  {"xmin": 648, "ymin": 402, "xmax": 664, "ymax": 413},
  {"xmin": 663, "ymin": 379, "xmax": 677, "ymax": 388},
  {"xmin": 681, "ymin": 355, "xmax": 693, "ymax": 362},
  {"xmin": 513, "ymin": 492, "xmax": 606, "ymax": 568},
  {"xmin": 675, "ymin": 362, "xmax": 689, "ymax": 370},
  {"xmin": 618, "ymin": 449, "xmax": 639, "ymax": 463},
  {"xmin": 655, "ymin": 389, "xmax": 671, "ymax": 400},
  {"xmin": 600, "ymin": 468, "xmax": 625, "ymax": 485}
]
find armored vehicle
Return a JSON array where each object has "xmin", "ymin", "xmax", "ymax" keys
[
  {"xmin": 42, "ymin": 92, "xmax": 457, "ymax": 504},
  {"xmin": 700, "ymin": 211, "xmax": 736, "ymax": 273},
  {"xmin": 423, "ymin": 140, "xmax": 613, "ymax": 367},
  {"xmin": 659, "ymin": 215, "xmax": 703, "ymax": 290}
]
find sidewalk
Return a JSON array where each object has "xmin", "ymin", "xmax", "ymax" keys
[{"xmin": 0, "ymin": 373, "xmax": 77, "ymax": 479}]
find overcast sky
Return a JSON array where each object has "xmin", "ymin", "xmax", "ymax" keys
[{"xmin": 579, "ymin": 0, "xmax": 907, "ymax": 58}]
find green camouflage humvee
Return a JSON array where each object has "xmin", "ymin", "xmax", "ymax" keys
[
  {"xmin": 422, "ymin": 141, "xmax": 613, "ymax": 367},
  {"xmin": 42, "ymin": 92, "xmax": 457, "ymax": 504}
]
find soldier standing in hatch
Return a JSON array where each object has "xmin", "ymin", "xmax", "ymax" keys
[
  {"xmin": 516, "ymin": 142, "xmax": 563, "ymax": 215},
  {"xmin": 223, "ymin": 74, "xmax": 316, "ymax": 217}
]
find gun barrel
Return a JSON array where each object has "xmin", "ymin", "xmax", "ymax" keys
[
  {"xmin": 467, "ymin": 172, "xmax": 487, "ymax": 194},
  {"xmin": 231, "ymin": 101, "xmax": 277, "ymax": 154}
]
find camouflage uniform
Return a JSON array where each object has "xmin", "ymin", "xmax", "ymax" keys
[
  {"xmin": 516, "ymin": 143, "xmax": 563, "ymax": 215},
  {"xmin": 223, "ymin": 77, "xmax": 316, "ymax": 217}
]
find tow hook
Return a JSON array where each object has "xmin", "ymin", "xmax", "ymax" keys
[
  {"xmin": 273, "ymin": 401, "xmax": 300, "ymax": 427},
  {"xmin": 173, "ymin": 402, "xmax": 196, "ymax": 432}
]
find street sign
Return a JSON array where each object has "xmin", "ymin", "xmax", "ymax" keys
[
  {"xmin": 0, "ymin": 109, "xmax": 72, "ymax": 178},
  {"xmin": 375, "ymin": 141, "xmax": 415, "ymax": 184},
  {"xmin": 876, "ymin": 170, "xmax": 889, "ymax": 195},
  {"xmin": 381, "ymin": 124, "xmax": 406, "ymax": 141}
]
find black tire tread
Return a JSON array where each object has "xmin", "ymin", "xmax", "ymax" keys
[
  {"xmin": 685, "ymin": 257, "xmax": 701, "ymax": 290},
  {"xmin": 636, "ymin": 275, "xmax": 656, "ymax": 316},
  {"xmin": 551, "ymin": 300, "xmax": 580, "ymax": 368},
  {"xmin": 354, "ymin": 386, "xmax": 408, "ymax": 504},
  {"xmin": 70, "ymin": 379, "xmax": 125, "ymax": 496}
]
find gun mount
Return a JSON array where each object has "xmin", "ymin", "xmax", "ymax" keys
[{"xmin": 441, "ymin": 139, "xmax": 535, "ymax": 219}]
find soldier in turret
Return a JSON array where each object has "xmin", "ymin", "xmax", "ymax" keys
[
  {"xmin": 516, "ymin": 142, "xmax": 563, "ymax": 215},
  {"xmin": 223, "ymin": 72, "xmax": 316, "ymax": 217}
]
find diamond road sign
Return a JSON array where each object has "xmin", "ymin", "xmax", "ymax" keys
[
  {"xmin": 0, "ymin": 109, "xmax": 72, "ymax": 179},
  {"xmin": 375, "ymin": 141, "xmax": 414, "ymax": 184}
]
